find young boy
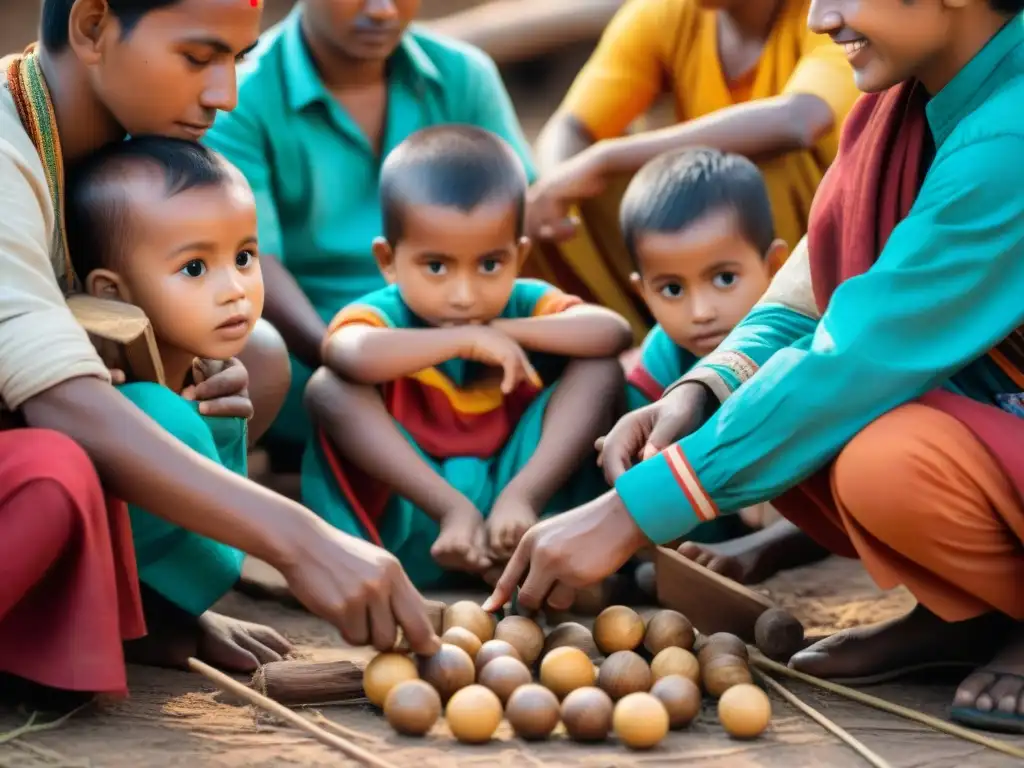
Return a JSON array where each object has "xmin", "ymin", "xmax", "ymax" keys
[
  {"xmin": 65, "ymin": 137, "xmax": 291, "ymax": 669},
  {"xmin": 619, "ymin": 147, "xmax": 825, "ymax": 580},
  {"xmin": 302, "ymin": 126, "xmax": 631, "ymax": 589}
]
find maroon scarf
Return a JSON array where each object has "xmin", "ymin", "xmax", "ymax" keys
[{"xmin": 806, "ymin": 81, "xmax": 1024, "ymax": 384}]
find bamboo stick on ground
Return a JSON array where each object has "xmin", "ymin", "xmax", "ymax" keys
[
  {"xmin": 189, "ymin": 658, "xmax": 398, "ymax": 768},
  {"xmin": 751, "ymin": 654, "xmax": 1024, "ymax": 761},
  {"xmin": 753, "ymin": 668, "xmax": 893, "ymax": 768}
]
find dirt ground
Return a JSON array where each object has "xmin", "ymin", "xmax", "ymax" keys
[
  {"xmin": 4, "ymin": 557, "xmax": 1024, "ymax": 767},
  {"xmin": 3, "ymin": 2, "xmax": 1024, "ymax": 766}
]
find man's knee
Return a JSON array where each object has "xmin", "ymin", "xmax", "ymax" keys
[{"xmin": 832, "ymin": 404, "xmax": 961, "ymax": 538}]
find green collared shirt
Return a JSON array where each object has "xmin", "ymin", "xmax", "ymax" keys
[{"xmin": 205, "ymin": 8, "xmax": 535, "ymax": 319}]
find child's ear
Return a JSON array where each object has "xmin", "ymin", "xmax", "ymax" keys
[
  {"xmin": 629, "ymin": 271, "xmax": 644, "ymax": 298},
  {"xmin": 84, "ymin": 269, "xmax": 130, "ymax": 302},
  {"xmin": 765, "ymin": 238, "xmax": 789, "ymax": 277},
  {"xmin": 67, "ymin": 0, "xmax": 114, "ymax": 67},
  {"xmin": 514, "ymin": 236, "xmax": 531, "ymax": 270},
  {"xmin": 372, "ymin": 238, "xmax": 397, "ymax": 283}
]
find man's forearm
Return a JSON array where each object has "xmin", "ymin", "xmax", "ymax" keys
[
  {"xmin": 593, "ymin": 94, "xmax": 835, "ymax": 176},
  {"xmin": 261, "ymin": 254, "xmax": 327, "ymax": 370},
  {"xmin": 21, "ymin": 376, "xmax": 319, "ymax": 569},
  {"xmin": 535, "ymin": 114, "xmax": 597, "ymax": 173}
]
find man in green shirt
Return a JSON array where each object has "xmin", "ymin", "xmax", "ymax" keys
[
  {"xmin": 484, "ymin": 1, "xmax": 1024, "ymax": 733},
  {"xmin": 205, "ymin": 0, "xmax": 536, "ymax": 456}
]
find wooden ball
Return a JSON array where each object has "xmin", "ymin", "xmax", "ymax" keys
[
  {"xmin": 718, "ymin": 683, "xmax": 771, "ymax": 739},
  {"xmin": 541, "ymin": 622, "xmax": 598, "ymax": 661},
  {"xmin": 441, "ymin": 626, "xmax": 483, "ymax": 660},
  {"xmin": 650, "ymin": 646, "xmax": 700, "ymax": 685},
  {"xmin": 597, "ymin": 650, "xmax": 652, "ymax": 701},
  {"xmin": 443, "ymin": 601, "xmax": 495, "ymax": 643},
  {"xmin": 698, "ymin": 633, "xmax": 748, "ymax": 664},
  {"xmin": 505, "ymin": 684, "xmax": 560, "ymax": 740},
  {"xmin": 634, "ymin": 561, "xmax": 657, "ymax": 598},
  {"xmin": 417, "ymin": 643, "xmax": 475, "ymax": 702},
  {"xmin": 364, "ymin": 653, "xmax": 419, "ymax": 708},
  {"xmin": 445, "ymin": 684, "xmax": 503, "ymax": 744},
  {"xmin": 701, "ymin": 653, "xmax": 753, "ymax": 698},
  {"xmin": 383, "ymin": 680, "xmax": 441, "ymax": 736},
  {"xmin": 539, "ymin": 646, "xmax": 596, "ymax": 699},
  {"xmin": 650, "ymin": 675, "xmax": 701, "ymax": 729},
  {"xmin": 644, "ymin": 610, "xmax": 696, "ymax": 655},
  {"xmin": 613, "ymin": 692, "xmax": 670, "ymax": 750},
  {"xmin": 754, "ymin": 609, "xmax": 805, "ymax": 662},
  {"xmin": 593, "ymin": 606, "xmax": 645, "ymax": 655},
  {"xmin": 478, "ymin": 655, "xmax": 532, "ymax": 705},
  {"xmin": 475, "ymin": 639, "xmax": 522, "ymax": 673},
  {"xmin": 560, "ymin": 686, "xmax": 614, "ymax": 742},
  {"xmin": 494, "ymin": 616, "xmax": 545, "ymax": 666}
]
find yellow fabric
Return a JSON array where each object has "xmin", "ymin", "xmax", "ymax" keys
[{"xmin": 559, "ymin": 0, "xmax": 861, "ymax": 248}]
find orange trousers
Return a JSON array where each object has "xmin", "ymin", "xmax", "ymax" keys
[{"xmin": 775, "ymin": 399, "xmax": 1024, "ymax": 623}]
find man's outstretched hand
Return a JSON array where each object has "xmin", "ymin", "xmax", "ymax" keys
[
  {"xmin": 281, "ymin": 522, "xmax": 442, "ymax": 656},
  {"xmin": 481, "ymin": 490, "xmax": 649, "ymax": 614}
]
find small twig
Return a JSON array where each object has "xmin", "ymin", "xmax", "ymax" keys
[
  {"xmin": 0, "ymin": 701, "xmax": 91, "ymax": 746},
  {"xmin": 751, "ymin": 654, "xmax": 1024, "ymax": 761},
  {"xmin": 754, "ymin": 668, "xmax": 893, "ymax": 768},
  {"xmin": 188, "ymin": 658, "xmax": 398, "ymax": 768}
]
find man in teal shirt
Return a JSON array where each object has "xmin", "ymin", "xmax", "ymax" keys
[
  {"xmin": 205, "ymin": 0, "xmax": 535, "ymax": 455},
  {"xmin": 484, "ymin": 2, "xmax": 1024, "ymax": 733}
]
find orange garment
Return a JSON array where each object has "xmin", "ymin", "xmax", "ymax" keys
[
  {"xmin": 560, "ymin": 0, "xmax": 859, "ymax": 249},
  {"xmin": 775, "ymin": 396, "xmax": 1024, "ymax": 623}
]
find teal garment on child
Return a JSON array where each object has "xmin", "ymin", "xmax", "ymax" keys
[
  {"xmin": 623, "ymin": 324, "xmax": 745, "ymax": 544},
  {"xmin": 118, "ymin": 382, "xmax": 247, "ymax": 617},
  {"xmin": 301, "ymin": 279, "xmax": 609, "ymax": 588}
]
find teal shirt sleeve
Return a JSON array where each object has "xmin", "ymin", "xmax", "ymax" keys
[
  {"xmin": 204, "ymin": 92, "xmax": 284, "ymax": 259},
  {"xmin": 616, "ymin": 136, "xmax": 1024, "ymax": 544},
  {"xmin": 504, "ymin": 279, "xmax": 559, "ymax": 318},
  {"xmin": 456, "ymin": 46, "xmax": 537, "ymax": 183},
  {"xmin": 342, "ymin": 284, "xmax": 412, "ymax": 328},
  {"xmin": 625, "ymin": 325, "xmax": 697, "ymax": 408}
]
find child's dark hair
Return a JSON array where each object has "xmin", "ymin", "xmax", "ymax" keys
[
  {"xmin": 380, "ymin": 125, "xmax": 527, "ymax": 245},
  {"xmin": 620, "ymin": 147, "xmax": 775, "ymax": 270},
  {"xmin": 66, "ymin": 136, "xmax": 233, "ymax": 281},
  {"xmin": 42, "ymin": 0, "xmax": 182, "ymax": 51}
]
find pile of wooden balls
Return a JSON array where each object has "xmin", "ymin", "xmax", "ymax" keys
[{"xmin": 362, "ymin": 601, "xmax": 773, "ymax": 749}]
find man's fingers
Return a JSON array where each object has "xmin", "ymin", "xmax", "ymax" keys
[
  {"xmin": 516, "ymin": 558, "xmax": 556, "ymax": 613},
  {"xmin": 645, "ymin": 407, "xmax": 694, "ymax": 455},
  {"xmin": 391, "ymin": 579, "xmax": 441, "ymax": 656},
  {"xmin": 481, "ymin": 537, "xmax": 531, "ymax": 612},
  {"xmin": 367, "ymin": 595, "xmax": 398, "ymax": 652},
  {"xmin": 339, "ymin": 600, "xmax": 369, "ymax": 647},
  {"xmin": 546, "ymin": 582, "xmax": 576, "ymax": 612},
  {"xmin": 198, "ymin": 397, "xmax": 254, "ymax": 419},
  {"xmin": 108, "ymin": 368, "xmax": 126, "ymax": 385},
  {"xmin": 594, "ymin": 436, "xmax": 606, "ymax": 453}
]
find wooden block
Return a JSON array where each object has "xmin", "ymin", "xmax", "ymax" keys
[
  {"xmin": 653, "ymin": 546, "xmax": 775, "ymax": 642},
  {"xmin": 66, "ymin": 294, "xmax": 165, "ymax": 386}
]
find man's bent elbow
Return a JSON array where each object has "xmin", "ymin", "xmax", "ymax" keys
[{"xmin": 780, "ymin": 93, "xmax": 836, "ymax": 150}]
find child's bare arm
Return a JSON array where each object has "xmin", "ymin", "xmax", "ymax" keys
[
  {"xmin": 323, "ymin": 326, "xmax": 470, "ymax": 383},
  {"xmin": 325, "ymin": 324, "xmax": 544, "ymax": 394},
  {"xmin": 305, "ymin": 369, "xmax": 491, "ymax": 572},
  {"xmin": 491, "ymin": 305, "xmax": 633, "ymax": 358}
]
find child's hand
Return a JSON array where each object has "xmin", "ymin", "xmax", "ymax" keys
[
  {"xmin": 486, "ymin": 489, "xmax": 539, "ymax": 561},
  {"xmin": 431, "ymin": 503, "xmax": 491, "ymax": 574},
  {"xmin": 182, "ymin": 358, "xmax": 254, "ymax": 419},
  {"xmin": 460, "ymin": 326, "xmax": 542, "ymax": 394}
]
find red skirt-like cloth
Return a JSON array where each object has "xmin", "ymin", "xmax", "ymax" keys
[{"xmin": 0, "ymin": 429, "xmax": 145, "ymax": 696}]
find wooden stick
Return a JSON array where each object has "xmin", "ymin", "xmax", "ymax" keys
[
  {"xmin": 751, "ymin": 655, "xmax": 1024, "ymax": 761},
  {"xmin": 753, "ymin": 668, "xmax": 893, "ymax": 768},
  {"xmin": 188, "ymin": 658, "xmax": 399, "ymax": 768}
]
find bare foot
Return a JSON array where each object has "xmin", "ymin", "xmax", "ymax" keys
[
  {"xmin": 790, "ymin": 605, "xmax": 1007, "ymax": 683},
  {"xmin": 125, "ymin": 590, "xmax": 293, "ymax": 673},
  {"xmin": 676, "ymin": 519, "xmax": 828, "ymax": 584},
  {"xmin": 431, "ymin": 504, "xmax": 490, "ymax": 573},
  {"xmin": 952, "ymin": 624, "xmax": 1024, "ymax": 728},
  {"xmin": 486, "ymin": 491, "xmax": 539, "ymax": 560}
]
